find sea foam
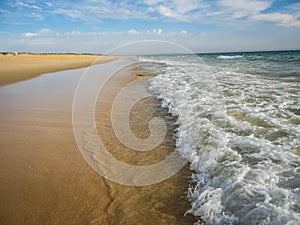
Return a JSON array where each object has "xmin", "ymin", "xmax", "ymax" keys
[
  {"xmin": 217, "ymin": 55, "xmax": 244, "ymax": 59},
  {"xmin": 146, "ymin": 52, "xmax": 300, "ymax": 224}
]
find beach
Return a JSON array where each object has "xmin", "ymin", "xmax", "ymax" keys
[
  {"xmin": 2, "ymin": 52, "xmax": 299, "ymax": 224},
  {"xmin": 0, "ymin": 56, "xmax": 194, "ymax": 225},
  {"xmin": 2, "ymin": 0, "xmax": 299, "ymax": 223},
  {"xmin": 0, "ymin": 53, "xmax": 118, "ymax": 86}
]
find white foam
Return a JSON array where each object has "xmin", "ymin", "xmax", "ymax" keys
[
  {"xmin": 217, "ymin": 55, "xmax": 244, "ymax": 59},
  {"xmin": 146, "ymin": 54, "xmax": 300, "ymax": 224}
]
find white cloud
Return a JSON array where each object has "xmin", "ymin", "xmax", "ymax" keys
[
  {"xmin": 219, "ymin": 0, "xmax": 271, "ymax": 12},
  {"xmin": 15, "ymin": 0, "xmax": 41, "ymax": 10},
  {"xmin": 22, "ymin": 32, "xmax": 39, "ymax": 37},
  {"xmin": 45, "ymin": 2, "xmax": 53, "ymax": 8},
  {"xmin": 4, "ymin": 0, "xmax": 296, "ymax": 29},
  {"xmin": 288, "ymin": 2, "xmax": 300, "ymax": 11},
  {"xmin": 61, "ymin": 28, "xmax": 168, "ymax": 37},
  {"xmin": 153, "ymin": 0, "xmax": 208, "ymax": 21},
  {"xmin": 144, "ymin": 0, "xmax": 162, "ymax": 5},
  {"xmin": 251, "ymin": 13, "xmax": 300, "ymax": 28},
  {"xmin": 127, "ymin": 29, "xmax": 139, "ymax": 35},
  {"xmin": 60, "ymin": 29, "xmax": 180, "ymax": 37},
  {"xmin": 287, "ymin": 2, "xmax": 300, "ymax": 18},
  {"xmin": 180, "ymin": 30, "xmax": 188, "ymax": 34},
  {"xmin": 153, "ymin": 28, "xmax": 163, "ymax": 35},
  {"xmin": 144, "ymin": 0, "xmax": 207, "ymax": 13},
  {"xmin": 21, "ymin": 29, "xmax": 58, "ymax": 38},
  {"xmin": 63, "ymin": 30, "xmax": 124, "ymax": 37},
  {"xmin": 64, "ymin": 31, "xmax": 78, "ymax": 36},
  {"xmin": 173, "ymin": 0, "xmax": 207, "ymax": 14},
  {"xmin": 69, "ymin": 2, "xmax": 150, "ymax": 20},
  {"xmin": 216, "ymin": 0, "xmax": 300, "ymax": 27},
  {"xmin": 39, "ymin": 28, "xmax": 52, "ymax": 34},
  {"xmin": 159, "ymin": 6, "xmax": 177, "ymax": 17},
  {"xmin": 159, "ymin": 5, "xmax": 189, "ymax": 21},
  {"xmin": 3, "ymin": 27, "xmax": 299, "ymax": 54},
  {"xmin": 218, "ymin": 0, "xmax": 272, "ymax": 18},
  {"xmin": 52, "ymin": 8, "xmax": 83, "ymax": 19}
]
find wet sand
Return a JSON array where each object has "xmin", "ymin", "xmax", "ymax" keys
[
  {"xmin": 0, "ymin": 59, "xmax": 194, "ymax": 224},
  {"xmin": 0, "ymin": 54, "xmax": 117, "ymax": 86}
]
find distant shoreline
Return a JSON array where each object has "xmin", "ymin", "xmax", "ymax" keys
[
  {"xmin": 1, "ymin": 52, "xmax": 103, "ymax": 56},
  {"xmin": 0, "ymin": 53, "xmax": 119, "ymax": 86}
]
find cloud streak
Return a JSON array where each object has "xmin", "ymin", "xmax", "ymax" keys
[
  {"xmin": 218, "ymin": 0, "xmax": 271, "ymax": 14},
  {"xmin": 1, "ymin": 0, "xmax": 300, "ymax": 28},
  {"xmin": 251, "ymin": 13, "xmax": 300, "ymax": 28},
  {"xmin": 63, "ymin": 29, "xmax": 166, "ymax": 37},
  {"xmin": 22, "ymin": 32, "xmax": 39, "ymax": 37}
]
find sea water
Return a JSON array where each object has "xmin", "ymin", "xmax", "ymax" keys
[{"xmin": 142, "ymin": 51, "xmax": 300, "ymax": 225}]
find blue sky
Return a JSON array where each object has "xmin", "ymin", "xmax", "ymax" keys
[{"xmin": 0, "ymin": 0, "xmax": 300, "ymax": 53}]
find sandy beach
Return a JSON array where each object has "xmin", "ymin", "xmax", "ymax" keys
[
  {"xmin": 0, "ymin": 57, "xmax": 194, "ymax": 224},
  {"xmin": 0, "ymin": 53, "xmax": 118, "ymax": 86}
]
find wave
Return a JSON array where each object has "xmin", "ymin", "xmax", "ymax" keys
[
  {"xmin": 217, "ymin": 55, "xmax": 244, "ymax": 59},
  {"xmin": 147, "ymin": 55, "xmax": 300, "ymax": 225}
]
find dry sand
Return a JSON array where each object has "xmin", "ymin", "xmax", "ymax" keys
[
  {"xmin": 0, "ymin": 58, "xmax": 194, "ymax": 224},
  {"xmin": 0, "ymin": 54, "xmax": 117, "ymax": 86}
]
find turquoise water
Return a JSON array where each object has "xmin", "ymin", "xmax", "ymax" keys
[{"xmin": 143, "ymin": 51, "xmax": 300, "ymax": 225}]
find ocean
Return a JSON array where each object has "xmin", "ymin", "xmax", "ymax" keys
[{"xmin": 140, "ymin": 51, "xmax": 300, "ymax": 225}]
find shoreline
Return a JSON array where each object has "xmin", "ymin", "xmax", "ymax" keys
[
  {"xmin": 0, "ymin": 53, "xmax": 119, "ymax": 86},
  {"xmin": 0, "ymin": 59, "xmax": 194, "ymax": 224},
  {"xmin": 94, "ymin": 64, "xmax": 194, "ymax": 224}
]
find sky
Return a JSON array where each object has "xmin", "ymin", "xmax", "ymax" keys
[{"xmin": 0, "ymin": 0, "xmax": 300, "ymax": 54}]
